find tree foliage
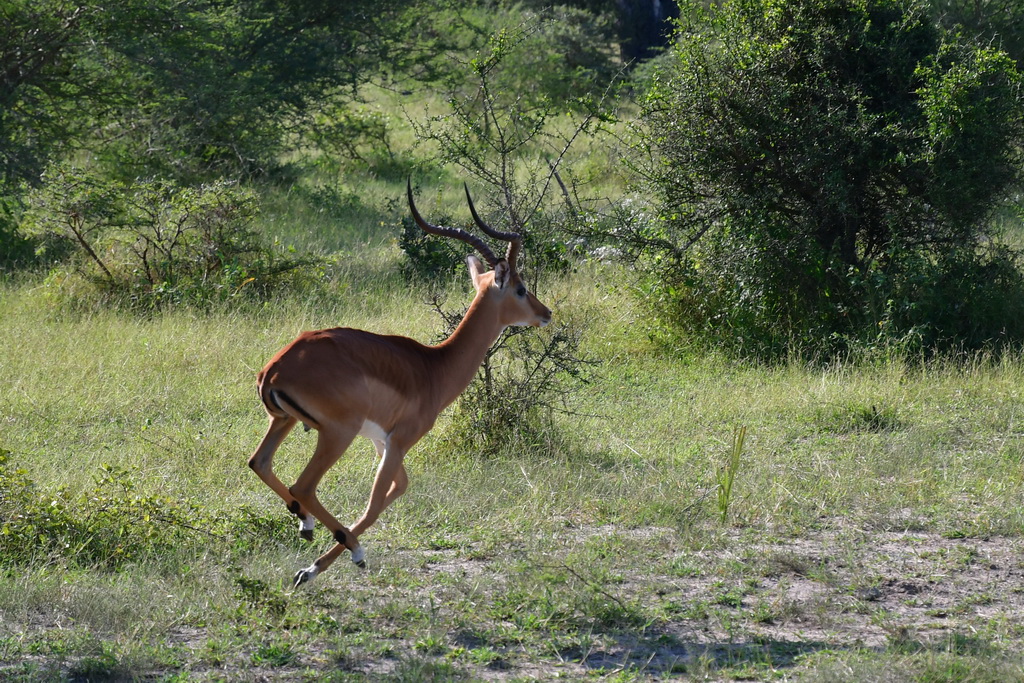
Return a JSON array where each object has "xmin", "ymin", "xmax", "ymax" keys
[
  {"xmin": 0, "ymin": 0, "xmax": 431, "ymax": 188},
  {"xmin": 96, "ymin": 0, "xmax": 430, "ymax": 179},
  {"xmin": 626, "ymin": 0, "xmax": 1024, "ymax": 357},
  {"xmin": 932, "ymin": 0, "xmax": 1024, "ymax": 70},
  {"xmin": 0, "ymin": 2, "xmax": 112, "ymax": 188}
]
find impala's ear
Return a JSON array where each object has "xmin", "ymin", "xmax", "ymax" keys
[
  {"xmin": 492, "ymin": 259, "xmax": 511, "ymax": 290},
  {"xmin": 466, "ymin": 255, "xmax": 486, "ymax": 288}
]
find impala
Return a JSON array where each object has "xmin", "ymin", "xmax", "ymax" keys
[{"xmin": 248, "ymin": 181, "xmax": 552, "ymax": 586}]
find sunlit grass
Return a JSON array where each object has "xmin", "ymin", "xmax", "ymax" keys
[
  {"xmin": 5, "ymin": 263, "xmax": 1024, "ymax": 677},
  {"xmin": 5, "ymin": 262, "xmax": 1024, "ymax": 538},
  {"xmin": 4, "ymin": 92, "xmax": 1024, "ymax": 681}
]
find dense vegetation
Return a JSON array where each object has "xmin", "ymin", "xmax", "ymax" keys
[
  {"xmin": 4, "ymin": 0, "xmax": 1024, "ymax": 679},
  {"xmin": 629, "ymin": 0, "xmax": 1024, "ymax": 357},
  {"xmin": 5, "ymin": 0, "xmax": 1023, "ymax": 356}
]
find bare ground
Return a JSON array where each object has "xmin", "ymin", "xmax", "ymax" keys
[
  {"xmin": 4, "ymin": 526, "xmax": 1023, "ymax": 680},
  {"xmin": 569, "ymin": 528, "xmax": 1024, "ymax": 678},
  {"xmin": 305, "ymin": 525, "xmax": 1024, "ymax": 679}
]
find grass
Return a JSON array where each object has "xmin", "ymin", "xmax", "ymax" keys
[
  {"xmin": 4, "ymin": 255, "xmax": 1024, "ymax": 679},
  {"xmin": 3, "ymin": 91, "xmax": 1024, "ymax": 677}
]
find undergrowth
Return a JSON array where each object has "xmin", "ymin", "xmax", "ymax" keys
[
  {"xmin": 0, "ymin": 450, "xmax": 298, "ymax": 570},
  {"xmin": 20, "ymin": 166, "xmax": 320, "ymax": 312}
]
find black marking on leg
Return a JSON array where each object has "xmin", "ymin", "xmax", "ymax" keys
[
  {"xmin": 292, "ymin": 559, "xmax": 322, "ymax": 588},
  {"xmin": 288, "ymin": 500, "xmax": 301, "ymax": 516},
  {"xmin": 333, "ymin": 528, "xmax": 351, "ymax": 547},
  {"xmin": 268, "ymin": 388, "xmax": 283, "ymax": 412}
]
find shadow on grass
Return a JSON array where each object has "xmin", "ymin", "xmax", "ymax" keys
[{"xmin": 565, "ymin": 630, "xmax": 838, "ymax": 677}]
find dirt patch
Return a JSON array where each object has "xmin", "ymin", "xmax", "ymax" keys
[
  {"xmin": 5, "ymin": 528, "xmax": 1022, "ymax": 680},
  {"xmin": 557, "ymin": 528, "xmax": 1024, "ymax": 677},
  {"xmin": 390, "ymin": 527, "xmax": 1024, "ymax": 678}
]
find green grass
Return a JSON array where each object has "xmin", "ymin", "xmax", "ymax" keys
[
  {"xmin": 3, "ymin": 83, "xmax": 1024, "ymax": 676},
  {"xmin": 4, "ymin": 254, "xmax": 1024, "ymax": 679}
]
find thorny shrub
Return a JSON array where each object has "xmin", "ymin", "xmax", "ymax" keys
[
  {"xmin": 428, "ymin": 297, "xmax": 598, "ymax": 452},
  {"xmin": 20, "ymin": 164, "xmax": 317, "ymax": 311}
]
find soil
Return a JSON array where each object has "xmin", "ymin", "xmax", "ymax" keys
[{"xmin": 416, "ymin": 527, "xmax": 1024, "ymax": 678}]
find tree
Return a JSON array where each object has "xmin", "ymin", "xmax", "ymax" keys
[
  {"xmin": 0, "ymin": 2, "xmax": 113, "ymax": 189},
  {"xmin": 624, "ymin": 0, "xmax": 1024, "ymax": 357},
  {"xmin": 0, "ymin": 0, "xmax": 440, "ymax": 267},
  {"xmin": 0, "ymin": 0, "xmax": 434, "ymax": 187},
  {"xmin": 95, "ymin": 0, "xmax": 430, "ymax": 179},
  {"xmin": 932, "ymin": 0, "xmax": 1024, "ymax": 69}
]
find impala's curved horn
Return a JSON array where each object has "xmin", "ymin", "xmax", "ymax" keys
[
  {"xmin": 407, "ymin": 179, "xmax": 499, "ymax": 267},
  {"xmin": 464, "ymin": 184, "xmax": 522, "ymax": 271}
]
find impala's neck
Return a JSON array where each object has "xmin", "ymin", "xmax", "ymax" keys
[{"xmin": 433, "ymin": 294, "xmax": 505, "ymax": 408}]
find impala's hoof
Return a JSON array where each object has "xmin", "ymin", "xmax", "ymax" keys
[
  {"xmin": 299, "ymin": 528, "xmax": 314, "ymax": 542},
  {"xmin": 351, "ymin": 545, "xmax": 366, "ymax": 569},
  {"xmin": 292, "ymin": 564, "xmax": 319, "ymax": 588}
]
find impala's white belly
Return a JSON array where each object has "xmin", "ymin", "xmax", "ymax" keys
[{"xmin": 358, "ymin": 419, "xmax": 388, "ymax": 442}]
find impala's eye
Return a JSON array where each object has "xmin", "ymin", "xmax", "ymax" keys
[{"xmin": 516, "ymin": 285, "xmax": 527, "ymax": 297}]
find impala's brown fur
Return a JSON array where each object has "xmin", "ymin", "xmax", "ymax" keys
[{"xmin": 247, "ymin": 184, "xmax": 551, "ymax": 585}]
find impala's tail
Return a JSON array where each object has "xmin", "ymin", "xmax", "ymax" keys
[{"xmin": 257, "ymin": 369, "xmax": 321, "ymax": 430}]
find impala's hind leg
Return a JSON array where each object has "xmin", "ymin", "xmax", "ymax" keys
[
  {"xmin": 247, "ymin": 415, "xmax": 317, "ymax": 540},
  {"xmin": 289, "ymin": 424, "xmax": 362, "ymax": 586}
]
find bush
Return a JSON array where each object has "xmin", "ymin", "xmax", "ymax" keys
[
  {"xmin": 428, "ymin": 297, "xmax": 597, "ymax": 452},
  {"xmin": 0, "ymin": 452, "xmax": 210, "ymax": 569},
  {"xmin": 880, "ymin": 242, "xmax": 1024, "ymax": 351},
  {"xmin": 309, "ymin": 105, "xmax": 398, "ymax": 168},
  {"xmin": 623, "ymin": 0, "xmax": 1024, "ymax": 358},
  {"xmin": 398, "ymin": 211, "xmax": 468, "ymax": 282},
  {"xmin": 20, "ymin": 165, "xmax": 317, "ymax": 310}
]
